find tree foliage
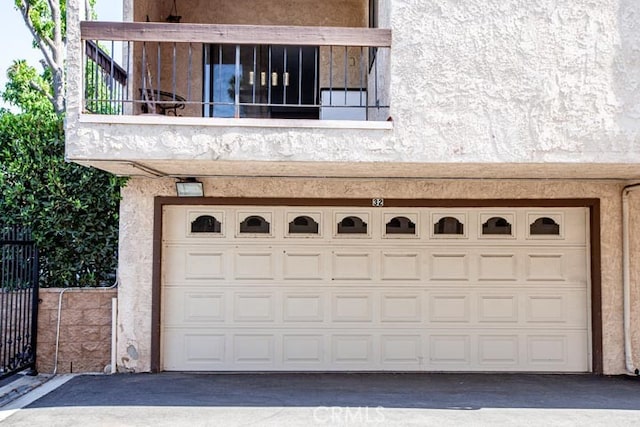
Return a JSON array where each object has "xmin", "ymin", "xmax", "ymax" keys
[
  {"xmin": 3, "ymin": 60, "xmax": 54, "ymax": 114},
  {"xmin": 1, "ymin": 0, "xmax": 126, "ymax": 287},
  {"xmin": 0, "ymin": 110, "xmax": 125, "ymax": 287},
  {"xmin": 13, "ymin": 0, "xmax": 67, "ymax": 114},
  {"xmin": 12, "ymin": 0, "xmax": 95, "ymax": 113}
]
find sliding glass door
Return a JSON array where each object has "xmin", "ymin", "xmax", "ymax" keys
[{"xmin": 204, "ymin": 44, "xmax": 319, "ymax": 119}]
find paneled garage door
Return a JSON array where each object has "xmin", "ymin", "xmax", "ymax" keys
[{"xmin": 161, "ymin": 206, "xmax": 590, "ymax": 372}]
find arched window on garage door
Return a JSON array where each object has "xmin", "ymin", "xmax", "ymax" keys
[
  {"xmin": 240, "ymin": 215, "xmax": 270, "ymax": 233},
  {"xmin": 530, "ymin": 217, "xmax": 560, "ymax": 235},
  {"xmin": 289, "ymin": 216, "xmax": 319, "ymax": 234},
  {"xmin": 386, "ymin": 216, "xmax": 416, "ymax": 235},
  {"xmin": 482, "ymin": 217, "xmax": 512, "ymax": 235},
  {"xmin": 434, "ymin": 216, "xmax": 464, "ymax": 235},
  {"xmin": 191, "ymin": 215, "xmax": 221, "ymax": 233},
  {"xmin": 337, "ymin": 216, "xmax": 368, "ymax": 234}
]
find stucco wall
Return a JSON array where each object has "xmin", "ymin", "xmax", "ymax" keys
[
  {"xmin": 66, "ymin": 0, "xmax": 640, "ymax": 168},
  {"xmin": 389, "ymin": 0, "xmax": 640, "ymax": 163},
  {"xmin": 116, "ymin": 177, "xmax": 633, "ymax": 374}
]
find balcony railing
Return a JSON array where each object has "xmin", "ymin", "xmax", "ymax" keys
[
  {"xmin": 84, "ymin": 40, "xmax": 128, "ymax": 114},
  {"xmin": 80, "ymin": 22, "xmax": 391, "ymax": 121}
]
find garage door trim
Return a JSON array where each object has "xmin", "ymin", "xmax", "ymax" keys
[{"xmin": 150, "ymin": 197, "xmax": 602, "ymax": 373}]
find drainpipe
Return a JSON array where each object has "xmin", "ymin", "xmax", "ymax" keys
[
  {"xmin": 52, "ymin": 288, "xmax": 72, "ymax": 376},
  {"xmin": 622, "ymin": 183, "xmax": 640, "ymax": 376},
  {"xmin": 111, "ymin": 297, "xmax": 117, "ymax": 374}
]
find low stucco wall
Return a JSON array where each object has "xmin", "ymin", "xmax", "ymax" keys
[
  {"xmin": 116, "ymin": 177, "xmax": 636, "ymax": 375},
  {"xmin": 37, "ymin": 288, "xmax": 116, "ymax": 374}
]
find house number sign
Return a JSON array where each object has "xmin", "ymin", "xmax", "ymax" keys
[{"xmin": 372, "ymin": 198, "xmax": 384, "ymax": 207}]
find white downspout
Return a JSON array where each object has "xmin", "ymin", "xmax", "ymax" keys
[
  {"xmin": 111, "ymin": 297, "xmax": 118, "ymax": 374},
  {"xmin": 622, "ymin": 183, "xmax": 640, "ymax": 376}
]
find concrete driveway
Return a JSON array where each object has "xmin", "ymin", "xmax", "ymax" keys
[{"xmin": 1, "ymin": 373, "xmax": 639, "ymax": 426}]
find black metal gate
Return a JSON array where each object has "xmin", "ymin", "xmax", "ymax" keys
[{"xmin": 0, "ymin": 226, "xmax": 39, "ymax": 379}]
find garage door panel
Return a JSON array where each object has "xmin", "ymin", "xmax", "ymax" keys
[
  {"xmin": 184, "ymin": 251, "xmax": 226, "ymax": 279},
  {"xmin": 526, "ymin": 254, "xmax": 564, "ymax": 281},
  {"xmin": 380, "ymin": 294, "xmax": 422, "ymax": 322},
  {"xmin": 527, "ymin": 335, "xmax": 567, "ymax": 365},
  {"xmin": 162, "ymin": 330, "xmax": 227, "ymax": 370},
  {"xmin": 478, "ymin": 254, "xmax": 518, "ymax": 281},
  {"xmin": 283, "ymin": 335, "xmax": 325, "ymax": 363},
  {"xmin": 162, "ymin": 330, "xmax": 588, "ymax": 371},
  {"xmin": 429, "ymin": 294, "xmax": 470, "ymax": 323},
  {"xmin": 283, "ymin": 251, "xmax": 324, "ymax": 280},
  {"xmin": 381, "ymin": 252, "xmax": 421, "ymax": 280},
  {"xmin": 524, "ymin": 291, "xmax": 588, "ymax": 326},
  {"xmin": 162, "ymin": 206, "xmax": 590, "ymax": 372},
  {"xmin": 234, "ymin": 251, "xmax": 276, "ymax": 280},
  {"xmin": 162, "ymin": 288, "xmax": 227, "ymax": 325},
  {"xmin": 525, "ymin": 250, "xmax": 586, "ymax": 282},
  {"xmin": 234, "ymin": 334, "xmax": 276, "ymax": 364},
  {"xmin": 332, "ymin": 294, "xmax": 373, "ymax": 322},
  {"xmin": 233, "ymin": 294, "xmax": 276, "ymax": 322},
  {"xmin": 429, "ymin": 335, "xmax": 471, "ymax": 365},
  {"xmin": 332, "ymin": 252, "xmax": 374, "ymax": 280},
  {"xmin": 332, "ymin": 335, "xmax": 374, "ymax": 363},
  {"xmin": 163, "ymin": 246, "xmax": 231, "ymax": 282},
  {"xmin": 478, "ymin": 335, "xmax": 519, "ymax": 365},
  {"xmin": 380, "ymin": 335, "xmax": 422, "ymax": 364},
  {"xmin": 429, "ymin": 253, "xmax": 469, "ymax": 281},
  {"xmin": 183, "ymin": 292, "xmax": 226, "ymax": 323},
  {"xmin": 283, "ymin": 294, "xmax": 325, "ymax": 322},
  {"xmin": 478, "ymin": 295, "xmax": 518, "ymax": 323},
  {"xmin": 184, "ymin": 334, "xmax": 226, "ymax": 363}
]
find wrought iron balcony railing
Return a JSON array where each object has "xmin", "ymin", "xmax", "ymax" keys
[{"xmin": 81, "ymin": 22, "xmax": 391, "ymax": 121}]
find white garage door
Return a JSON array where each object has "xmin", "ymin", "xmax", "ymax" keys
[{"xmin": 161, "ymin": 206, "xmax": 590, "ymax": 372}]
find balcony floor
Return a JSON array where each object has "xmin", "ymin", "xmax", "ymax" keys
[{"xmin": 71, "ymin": 158, "xmax": 640, "ymax": 180}]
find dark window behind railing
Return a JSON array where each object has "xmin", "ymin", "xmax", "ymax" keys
[{"xmin": 80, "ymin": 22, "xmax": 391, "ymax": 120}]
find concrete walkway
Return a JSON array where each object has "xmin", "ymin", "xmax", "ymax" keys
[
  {"xmin": 0, "ymin": 373, "xmax": 51, "ymax": 408},
  {"xmin": 1, "ymin": 373, "xmax": 639, "ymax": 426}
]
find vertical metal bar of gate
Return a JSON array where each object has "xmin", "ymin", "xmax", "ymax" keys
[
  {"xmin": 0, "ymin": 226, "xmax": 39, "ymax": 379},
  {"xmin": 0, "ymin": 230, "xmax": 8, "ymax": 372},
  {"xmin": 29, "ymin": 244, "xmax": 39, "ymax": 376}
]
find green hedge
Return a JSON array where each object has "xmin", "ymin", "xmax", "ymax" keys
[{"xmin": 0, "ymin": 110, "xmax": 125, "ymax": 287}]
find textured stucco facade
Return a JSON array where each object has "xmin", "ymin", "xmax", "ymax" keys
[
  {"xmin": 65, "ymin": 0, "xmax": 640, "ymax": 173},
  {"xmin": 64, "ymin": 0, "xmax": 640, "ymax": 375}
]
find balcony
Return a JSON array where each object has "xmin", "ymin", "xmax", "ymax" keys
[
  {"xmin": 80, "ymin": 22, "xmax": 391, "ymax": 123},
  {"xmin": 65, "ymin": 20, "xmax": 395, "ymax": 177}
]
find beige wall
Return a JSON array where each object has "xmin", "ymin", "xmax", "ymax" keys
[
  {"xmin": 116, "ymin": 177, "xmax": 635, "ymax": 374},
  {"xmin": 37, "ymin": 288, "xmax": 116, "ymax": 374},
  {"xmin": 136, "ymin": 0, "xmax": 366, "ymax": 26}
]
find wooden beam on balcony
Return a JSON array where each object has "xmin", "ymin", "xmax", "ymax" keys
[{"xmin": 81, "ymin": 21, "xmax": 392, "ymax": 47}]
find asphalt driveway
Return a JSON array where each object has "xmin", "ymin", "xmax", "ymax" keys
[{"xmin": 1, "ymin": 373, "xmax": 639, "ymax": 426}]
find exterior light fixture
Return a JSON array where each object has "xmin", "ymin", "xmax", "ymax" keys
[{"xmin": 176, "ymin": 178, "xmax": 203, "ymax": 197}]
